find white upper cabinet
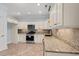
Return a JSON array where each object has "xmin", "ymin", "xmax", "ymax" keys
[
  {"xmin": 49, "ymin": 3, "xmax": 79, "ymax": 28},
  {"xmin": 49, "ymin": 4, "xmax": 62, "ymax": 28}
]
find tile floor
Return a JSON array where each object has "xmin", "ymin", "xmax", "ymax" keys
[
  {"xmin": 0, "ymin": 37, "xmax": 79, "ymax": 56},
  {"xmin": 0, "ymin": 43, "xmax": 43, "ymax": 56}
]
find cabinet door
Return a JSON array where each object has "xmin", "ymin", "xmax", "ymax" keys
[
  {"xmin": 49, "ymin": 3, "xmax": 63, "ymax": 28},
  {"xmin": 18, "ymin": 34, "xmax": 26, "ymax": 42},
  {"xmin": 49, "ymin": 8, "xmax": 54, "ymax": 26},
  {"xmin": 53, "ymin": 4, "xmax": 57, "ymax": 26},
  {"xmin": 34, "ymin": 34, "xmax": 44, "ymax": 43},
  {"xmin": 50, "ymin": 4, "xmax": 63, "ymax": 28},
  {"xmin": 53, "ymin": 4, "xmax": 63, "ymax": 26},
  {"xmin": 57, "ymin": 3, "xmax": 63, "ymax": 26}
]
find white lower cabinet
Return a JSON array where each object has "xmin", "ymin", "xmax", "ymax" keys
[
  {"xmin": 0, "ymin": 36, "xmax": 8, "ymax": 51},
  {"xmin": 18, "ymin": 34, "xmax": 44, "ymax": 43},
  {"xmin": 18, "ymin": 34, "xmax": 26, "ymax": 42},
  {"xmin": 34, "ymin": 34, "xmax": 44, "ymax": 43}
]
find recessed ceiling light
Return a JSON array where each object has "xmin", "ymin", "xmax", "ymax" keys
[
  {"xmin": 37, "ymin": 3, "xmax": 40, "ymax": 6},
  {"xmin": 17, "ymin": 12, "xmax": 21, "ymax": 15},
  {"xmin": 27, "ymin": 12, "xmax": 31, "ymax": 15},
  {"xmin": 38, "ymin": 11, "xmax": 42, "ymax": 14}
]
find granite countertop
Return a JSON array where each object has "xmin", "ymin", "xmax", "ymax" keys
[
  {"xmin": 44, "ymin": 36, "xmax": 79, "ymax": 53},
  {"xmin": 18, "ymin": 31, "xmax": 45, "ymax": 34}
]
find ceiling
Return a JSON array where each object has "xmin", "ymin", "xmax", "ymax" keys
[{"xmin": 3, "ymin": 3, "xmax": 54, "ymax": 22}]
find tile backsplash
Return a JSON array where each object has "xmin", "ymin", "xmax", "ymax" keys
[{"xmin": 52, "ymin": 28, "xmax": 79, "ymax": 50}]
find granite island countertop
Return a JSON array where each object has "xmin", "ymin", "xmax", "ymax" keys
[{"xmin": 44, "ymin": 36, "xmax": 79, "ymax": 53}]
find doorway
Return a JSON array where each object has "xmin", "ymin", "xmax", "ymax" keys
[{"xmin": 7, "ymin": 22, "xmax": 18, "ymax": 44}]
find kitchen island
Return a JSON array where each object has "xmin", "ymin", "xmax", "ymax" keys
[{"xmin": 43, "ymin": 36, "xmax": 79, "ymax": 56}]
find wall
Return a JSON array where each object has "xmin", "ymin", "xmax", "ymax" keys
[
  {"xmin": 0, "ymin": 4, "xmax": 8, "ymax": 51},
  {"xmin": 18, "ymin": 20, "xmax": 49, "ymax": 29},
  {"xmin": 64, "ymin": 4, "xmax": 79, "ymax": 27},
  {"xmin": 52, "ymin": 28, "xmax": 79, "ymax": 50}
]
